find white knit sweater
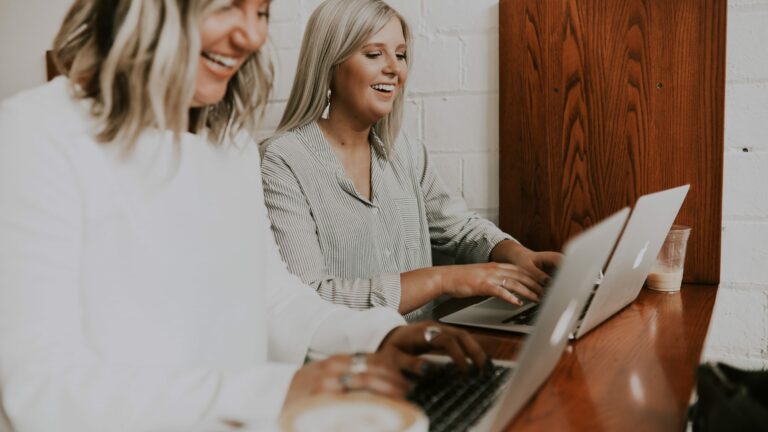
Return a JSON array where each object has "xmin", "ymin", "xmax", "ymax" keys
[{"xmin": 0, "ymin": 78, "xmax": 404, "ymax": 432}]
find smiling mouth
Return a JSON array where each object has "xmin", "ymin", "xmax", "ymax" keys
[
  {"xmin": 201, "ymin": 51, "xmax": 238, "ymax": 69},
  {"xmin": 371, "ymin": 83, "xmax": 396, "ymax": 93}
]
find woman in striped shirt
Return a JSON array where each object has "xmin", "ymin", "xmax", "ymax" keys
[{"xmin": 262, "ymin": 0, "xmax": 561, "ymax": 320}]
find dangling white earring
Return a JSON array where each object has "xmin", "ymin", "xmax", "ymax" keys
[{"xmin": 321, "ymin": 89, "xmax": 331, "ymax": 119}]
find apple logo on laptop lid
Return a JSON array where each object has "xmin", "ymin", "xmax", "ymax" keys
[{"xmin": 633, "ymin": 240, "xmax": 650, "ymax": 269}]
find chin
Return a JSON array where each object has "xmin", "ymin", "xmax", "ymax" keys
[
  {"xmin": 371, "ymin": 105, "xmax": 394, "ymax": 120},
  {"xmin": 192, "ymin": 88, "xmax": 228, "ymax": 107}
]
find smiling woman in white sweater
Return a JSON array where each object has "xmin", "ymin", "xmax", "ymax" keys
[{"xmin": 0, "ymin": 1, "xmax": 487, "ymax": 431}]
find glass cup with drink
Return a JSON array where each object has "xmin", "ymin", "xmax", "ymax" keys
[{"xmin": 647, "ymin": 225, "xmax": 691, "ymax": 292}]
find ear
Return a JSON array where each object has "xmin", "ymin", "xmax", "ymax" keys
[{"xmin": 328, "ymin": 65, "xmax": 339, "ymax": 91}]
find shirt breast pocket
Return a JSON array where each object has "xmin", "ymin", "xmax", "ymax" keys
[{"xmin": 394, "ymin": 197, "xmax": 423, "ymax": 251}]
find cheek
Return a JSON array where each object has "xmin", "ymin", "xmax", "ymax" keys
[
  {"xmin": 348, "ymin": 67, "xmax": 372, "ymax": 90},
  {"xmin": 348, "ymin": 60, "xmax": 376, "ymax": 82},
  {"xmin": 199, "ymin": 19, "xmax": 220, "ymax": 49}
]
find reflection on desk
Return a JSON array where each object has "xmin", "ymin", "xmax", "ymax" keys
[{"xmin": 432, "ymin": 284, "xmax": 717, "ymax": 432}]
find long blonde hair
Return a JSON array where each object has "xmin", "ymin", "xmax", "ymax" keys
[
  {"xmin": 275, "ymin": 0, "xmax": 411, "ymax": 152},
  {"xmin": 52, "ymin": 0, "xmax": 273, "ymax": 149}
]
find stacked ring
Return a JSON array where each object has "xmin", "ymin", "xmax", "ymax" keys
[
  {"xmin": 423, "ymin": 326, "xmax": 442, "ymax": 346},
  {"xmin": 339, "ymin": 373, "xmax": 353, "ymax": 392},
  {"xmin": 349, "ymin": 352, "xmax": 368, "ymax": 375}
]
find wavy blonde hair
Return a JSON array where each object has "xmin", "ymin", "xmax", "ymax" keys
[
  {"xmin": 275, "ymin": 0, "xmax": 411, "ymax": 152},
  {"xmin": 52, "ymin": 0, "xmax": 273, "ymax": 149}
]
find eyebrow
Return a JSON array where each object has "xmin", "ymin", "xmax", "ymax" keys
[{"xmin": 362, "ymin": 42, "xmax": 407, "ymax": 50}]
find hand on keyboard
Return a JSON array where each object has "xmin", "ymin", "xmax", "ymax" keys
[{"xmin": 377, "ymin": 321, "xmax": 491, "ymax": 377}]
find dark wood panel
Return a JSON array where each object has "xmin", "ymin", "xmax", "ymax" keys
[
  {"xmin": 499, "ymin": 0, "xmax": 726, "ymax": 284},
  {"xmin": 433, "ymin": 284, "xmax": 718, "ymax": 431}
]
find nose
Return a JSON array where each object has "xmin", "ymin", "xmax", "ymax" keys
[
  {"xmin": 383, "ymin": 53, "xmax": 401, "ymax": 75},
  {"xmin": 232, "ymin": 13, "xmax": 267, "ymax": 53}
]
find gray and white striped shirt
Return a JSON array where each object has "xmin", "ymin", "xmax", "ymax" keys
[{"xmin": 261, "ymin": 121, "xmax": 512, "ymax": 320}]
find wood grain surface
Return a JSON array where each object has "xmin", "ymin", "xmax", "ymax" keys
[
  {"xmin": 498, "ymin": 0, "xmax": 726, "ymax": 284},
  {"xmin": 434, "ymin": 284, "xmax": 718, "ymax": 431}
]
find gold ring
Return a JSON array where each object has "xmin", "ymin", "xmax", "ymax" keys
[{"xmin": 501, "ymin": 278, "xmax": 507, "ymax": 288}]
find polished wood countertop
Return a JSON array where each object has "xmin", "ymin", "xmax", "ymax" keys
[{"xmin": 433, "ymin": 284, "xmax": 718, "ymax": 431}]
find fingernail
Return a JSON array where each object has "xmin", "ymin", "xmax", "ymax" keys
[{"xmin": 484, "ymin": 356, "xmax": 494, "ymax": 375}]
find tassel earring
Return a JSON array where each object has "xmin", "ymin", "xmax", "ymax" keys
[{"xmin": 321, "ymin": 89, "xmax": 331, "ymax": 119}]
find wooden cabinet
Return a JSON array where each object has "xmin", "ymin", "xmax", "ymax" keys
[{"xmin": 499, "ymin": 0, "xmax": 726, "ymax": 284}]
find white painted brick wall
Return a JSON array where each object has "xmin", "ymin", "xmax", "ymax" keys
[
  {"xmin": 724, "ymin": 9, "xmax": 768, "ymax": 83},
  {"xmin": 703, "ymin": 283, "xmax": 768, "ymax": 369},
  {"xmin": 423, "ymin": 0, "xmax": 499, "ymax": 33},
  {"xmin": 409, "ymin": 36, "xmax": 462, "ymax": 92},
  {"xmin": 1, "ymin": 0, "xmax": 766, "ymax": 370},
  {"xmin": 722, "ymin": 152, "xmax": 768, "ymax": 217},
  {"xmin": 725, "ymin": 83, "xmax": 768, "ymax": 151},
  {"xmin": 463, "ymin": 34, "xmax": 500, "ymax": 92},
  {"xmin": 702, "ymin": 2, "xmax": 768, "ymax": 369},
  {"xmin": 422, "ymin": 95, "xmax": 499, "ymax": 152}
]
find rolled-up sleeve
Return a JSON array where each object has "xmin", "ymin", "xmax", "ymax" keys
[
  {"xmin": 261, "ymin": 146, "xmax": 401, "ymax": 311},
  {"xmin": 409, "ymin": 136, "xmax": 516, "ymax": 263},
  {"xmin": 255, "ymin": 149, "xmax": 406, "ymax": 360}
]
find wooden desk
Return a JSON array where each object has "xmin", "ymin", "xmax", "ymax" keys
[{"xmin": 433, "ymin": 284, "xmax": 717, "ymax": 431}]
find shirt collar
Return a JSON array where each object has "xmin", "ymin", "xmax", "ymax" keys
[
  {"xmin": 369, "ymin": 128, "xmax": 390, "ymax": 161},
  {"xmin": 295, "ymin": 121, "xmax": 340, "ymax": 170},
  {"xmin": 296, "ymin": 121, "xmax": 390, "ymax": 206},
  {"xmin": 297, "ymin": 121, "xmax": 390, "ymax": 168}
]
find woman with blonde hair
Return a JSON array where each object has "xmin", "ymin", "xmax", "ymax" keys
[
  {"xmin": 262, "ymin": 0, "xmax": 562, "ymax": 320},
  {"xmin": 0, "ymin": 1, "xmax": 487, "ymax": 430}
]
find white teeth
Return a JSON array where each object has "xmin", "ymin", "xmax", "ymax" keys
[
  {"xmin": 371, "ymin": 84, "xmax": 396, "ymax": 92},
  {"xmin": 202, "ymin": 51, "xmax": 238, "ymax": 68}
]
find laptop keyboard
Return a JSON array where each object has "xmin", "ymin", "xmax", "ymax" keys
[
  {"xmin": 501, "ymin": 304, "xmax": 541, "ymax": 325},
  {"xmin": 407, "ymin": 362, "xmax": 512, "ymax": 432}
]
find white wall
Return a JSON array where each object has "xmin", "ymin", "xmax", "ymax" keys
[
  {"xmin": 0, "ymin": 0, "xmax": 765, "ymax": 369},
  {"xmin": 0, "ymin": 0, "xmax": 72, "ymax": 100},
  {"xmin": 702, "ymin": 0, "xmax": 768, "ymax": 369}
]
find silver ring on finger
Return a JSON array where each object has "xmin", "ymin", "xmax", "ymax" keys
[
  {"xmin": 349, "ymin": 352, "xmax": 368, "ymax": 375},
  {"xmin": 339, "ymin": 373, "xmax": 354, "ymax": 392},
  {"xmin": 424, "ymin": 325, "xmax": 443, "ymax": 346},
  {"xmin": 501, "ymin": 278, "xmax": 507, "ymax": 288}
]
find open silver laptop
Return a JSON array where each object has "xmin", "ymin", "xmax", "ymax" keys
[
  {"xmin": 571, "ymin": 184, "xmax": 689, "ymax": 338},
  {"xmin": 439, "ymin": 185, "xmax": 689, "ymax": 339},
  {"xmin": 414, "ymin": 208, "xmax": 629, "ymax": 432}
]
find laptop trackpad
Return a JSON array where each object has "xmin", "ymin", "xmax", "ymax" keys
[
  {"xmin": 477, "ymin": 297, "xmax": 531, "ymax": 310},
  {"xmin": 441, "ymin": 297, "xmax": 532, "ymax": 327}
]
